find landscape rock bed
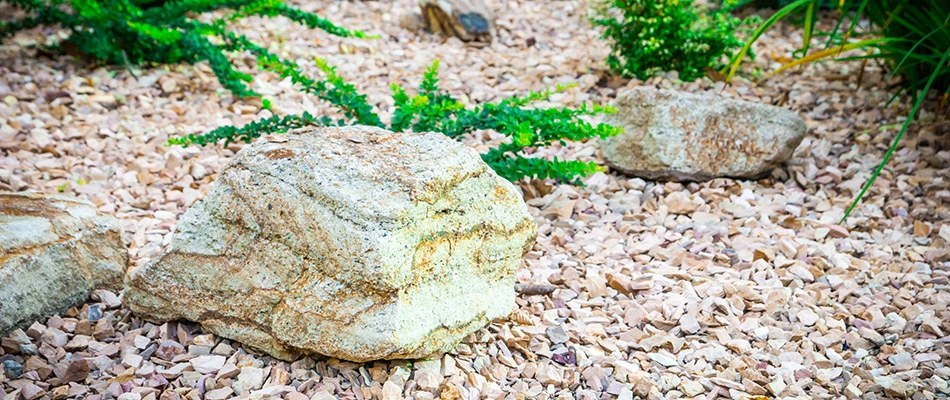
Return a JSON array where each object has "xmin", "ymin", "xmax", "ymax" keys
[
  {"xmin": 126, "ymin": 125, "xmax": 536, "ymax": 363},
  {"xmin": 1, "ymin": 0, "xmax": 949, "ymax": 399}
]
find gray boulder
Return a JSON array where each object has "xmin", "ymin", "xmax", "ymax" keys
[
  {"xmin": 0, "ymin": 192, "xmax": 126, "ymax": 334},
  {"xmin": 125, "ymin": 125, "xmax": 537, "ymax": 362},
  {"xmin": 602, "ymin": 87, "xmax": 807, "ymax": 181}
]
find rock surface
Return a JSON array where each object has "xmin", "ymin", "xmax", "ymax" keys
[
  {"xmin": 601, "ymin": 87, "xmax": 807, "ymax": 181},
  {"xmin": 0, "ymin": 192, "xmax": 126, "ymax": 335},
  {"xmin": 125, "ymin": 125, "xmax": 536, "ymax": 362},
  {"xmin": 418, "ymin": 0, "xmax": 493, "ymax": 44}
]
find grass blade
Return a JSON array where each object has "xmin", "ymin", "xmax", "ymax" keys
[
  {"xmin": 890, "ymin": 26, "xmax": 945, "ymax": 77},
  {"xmin": 836, "ymin": 0, "xmax": 870, "ymax": 56},
  {"xmin": 822, "ymin": 0, "xmax": 848, "ymax": 50},
  {"xmin": 841, "ymin": 44, "xmax": 950, "ymax": 222},
  {"xmin": 757, "ymin": 37, "xmax": 890, "ymax": 84},
  {"xmin": 724, "ymin": 0, "xmax": 813, "ymax": 82},
  {"xmin": 801, "ymin": 0, "xmax": 817, "ymax": 57}
]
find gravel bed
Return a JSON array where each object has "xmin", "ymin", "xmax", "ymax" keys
[{"xmin": 1, "ymin": 1, "xmax": 948, "ymax": 399}]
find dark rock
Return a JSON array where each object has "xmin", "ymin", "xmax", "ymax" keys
[
  {"xmin": 139, "ymin": 343, "xmax": 158, "ymax": 361},
  {"xmin": 2, "ymin": 359, "xmax": 23, "ymax": 378},
  {"xmin": 87, "ymin": 304, "xmax": 102, "ymax": 322}
]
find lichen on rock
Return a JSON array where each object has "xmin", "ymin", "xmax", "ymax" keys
[
  {"xmin": 0, "ymin": 192, "xmax": 126, "ymax": 335},
  {"xmin": 602, "ymin": 87, "xmax": 807, "ymax": 181}
]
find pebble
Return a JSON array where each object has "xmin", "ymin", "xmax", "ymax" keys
[
  {"xmin": 41, "ymin": 328, "xmax": 68, "ymax": 347},
  {"xmin": 2, "ymin": 359, "xmax": 23, "ymax": 379},
  {"xmin": 204, "ymin": 388, "xmax": 233, "ymax": 400},
  {"xmin": 87, "ymin": 304, "xmax": 102, "ymax": 321},
  {"xmin": 156, "ymin": 340, "xmax": 184, "ymax": 360},
  {"xmin": 679, "ymin": 314, "xmax": 701, "ymax": 334},
  {"xmin": 238, "ymin": 367, "xmax": 266, "ymax": 391},
  {"xmin": 20, "ymin": 382, "xmax": 46, "ymax": 400},
  {"xmin": 889, "ymin": 352, "xmax": 915, "ymax": 367},
  {"xmin": 189, "ymin": 355, "xmax": 225, "ymax": 374},
  {"xmin": 92, "ymin": 290, "xmax": 122, "ymax": 308},
  {"xmin": 648, "ymin": 352, "xmax": 678, "ymax": 367},
  {"xmin": 680, "ymin": 380, "xmax": 704, "ymax": 396},
  {"xmin": 545, "ymin": 325, "xmax": 569, "ymax": 344},
  {"xmin": 211, "ymin": 342, "xmax": 234, "ymax": 356},
  {"xmin": 62, "ymin": 358, "xmax": 90, "ymax": 383},
  {"xmin": 797, "ymin": 308, "xmax": 819, "ymax": 326}
]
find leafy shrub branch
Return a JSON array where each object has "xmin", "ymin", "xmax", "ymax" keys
[
  {"xmin": 0, "ymin": 0, "xmax": 373, "ymax": 99},
  {"xmin": 170, "ymin": 60, "xmax": 622, "ymax": 184},
  {"xmin": 2, "ymin": 0, "xmax": 620, "ymax": 184},
  {"xmin": 590, "ymin": 0, "xmax": 757, "ymax": 82}
]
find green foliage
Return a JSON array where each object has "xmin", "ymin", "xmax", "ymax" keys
[
  {"xmin": 171, "ymin": 60, "xmax": 623, "ymax": 184},
  {"xmin": 168, "ymin": 112, "xmax": 322, "ymax": 146},
  {"xmin": 0, "ymin": 0, "xmax": 371, "ymax": 99},
  {"xmin": 590, "ymin": 0, "xmax": 756, "ymax": 81},
  {"xmin": 2, "ymin": 0, "xmax": 616, "ymax": 185},
  {"xmin": 724, "ymin": 0, "xmax": 950, "ymax": 219},
  {"xmin": 864, "ymin": 0, "xmax": 950, "ymax": 97}
]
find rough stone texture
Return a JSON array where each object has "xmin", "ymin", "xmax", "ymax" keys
[
  {"xmin": 125, "ymin": 125, "xmax": 536, "ymax": 362},
  {"xmin": 0, "ymin": 192, "xmax": 126, "ymax": 335},
  {"xmin": 418, "ymin": 0, "xmax": 493, "ymax": 44},
  {"xmin": 601, "ymin": 87, "xmax": 807, "ymax": 181}
]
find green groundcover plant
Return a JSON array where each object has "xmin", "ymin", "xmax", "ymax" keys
[
  {"xmin": 0, "ymin": 0, "xmax": 371, "ymax": 100},
  {"xmin": 2, "ymin": 0, "xmax": 621, "ymax": 184},
  {"xmin": 725, "ymin": 0, "xmax": 950, "ymax": 220},
  {"xmin": 590, "ymin": 0, "xmax": 756, "ymax": 81},
  {"xmin": 170, "ymin": 60, "xmax": 623, "ymax": 184}
]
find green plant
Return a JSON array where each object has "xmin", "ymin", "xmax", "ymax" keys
[
  {"xmin": 170, "ymin": 60, "xmax": 623, "ymax": 184},
  {"xmin": 590, "ymin": 0, "xmax": 755, "ymax": 81},
  {"xmin": 0, "ymin": 0, "xmax": 372, "ymax": 99},
  {"xmin": 724, "ymin": 0, "xmax": 950, "ymax": 220}
]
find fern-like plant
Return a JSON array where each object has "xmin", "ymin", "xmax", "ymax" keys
[
  {"xmin": 0, "ymin": 0, "xmax": 372, "ymax": 99},
  {"xmin": 170, "ymin": 60, "xmax": 623, "ymax": 184}
]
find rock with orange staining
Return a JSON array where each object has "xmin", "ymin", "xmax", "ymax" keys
[{"xmin": 125, "ymin": 125, "xmax": 536, "ymax": 362}]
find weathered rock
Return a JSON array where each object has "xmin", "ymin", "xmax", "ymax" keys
[
  {"xmin": 0, "ymin": 192, "xmax": 126, "ymax": 335},
  {"xmin": 62, "ymin": 358, "xmax": 90, "ymax": 383},
  {"xmin": 125, "ymin": 126, "xmax": 536, "ymax": 362},
  {"xmin": 601, "ymin": 88, "xmax": 807, "ymax": 181},
  {"xmin": 418, "ymin": 0, "xmax": 493, "ymax": 44},
  {"xmin": 2, "ymin": 359, "xmax": 23, "ymax": 379}
]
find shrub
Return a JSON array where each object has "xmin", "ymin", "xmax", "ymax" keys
[
  {"xmin": 169, "ymin": 60, "xmax": 623, "ymax": 184},
  {"xmin": 0, "ymin": 0, "xmax": 371, "ymax": 99},
  {"xmin": 590, "ymin": 0, "xmax": 754, "ymax": 81},
  {"xmin": 2, "ymin": 0, "xmax": 621, "ymax": 184},
  {"xmin": 864, "ymin": 0, "xmax": 950, "ymax": 97},
  {"xmin": 725, "ymin": 0, "xmax": 950, "ymax": 219}
]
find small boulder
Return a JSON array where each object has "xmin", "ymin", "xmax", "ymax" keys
[
  {"xmin": 125, "ymin": 126, "xmax": 536, "ymax": 362},
  {"xmin": 417, "ymin": 0, "xmax": 493, "ymax": 44},
  {"xmin": 601, "ymin": 88, "xmax": 807, "ymax": 181},
  {"xmin": 0, "ymin": 192, "xmax": 126, "ymax": 335}
]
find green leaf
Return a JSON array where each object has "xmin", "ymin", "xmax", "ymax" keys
[{"xmin": 842, "ymin": 43, "xmax": 950, "ymax": 221}]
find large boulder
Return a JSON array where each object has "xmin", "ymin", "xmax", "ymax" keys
[
  {"xmin": 125, "ymin": 126, "xmax": 536, "ymax": 362},
  {"xmin": 601, "ymin": 87, "xmax": 807, "ymax": 181},
  {"xmin": 0, "ymin": 192, "xmax": 126, "ymax": 334}
]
